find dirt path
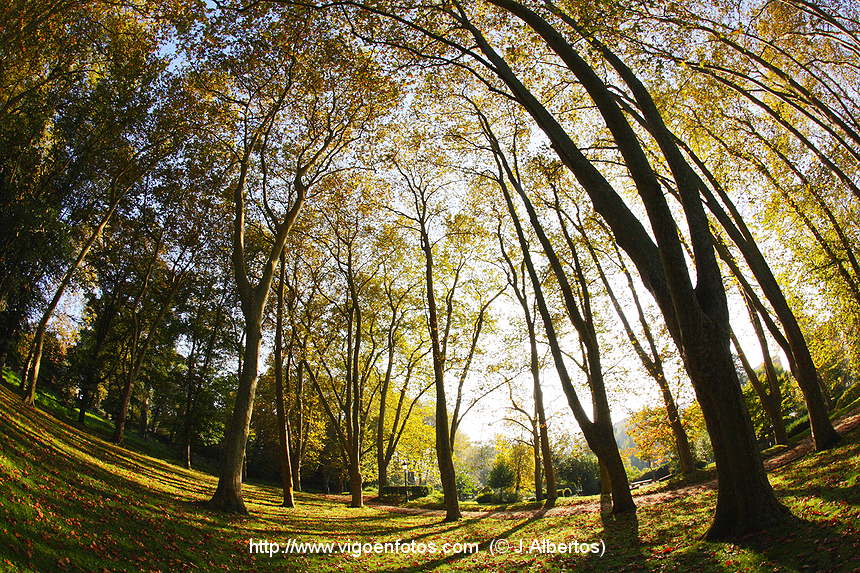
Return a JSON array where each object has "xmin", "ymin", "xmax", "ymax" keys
[{"xmin": 336, "ymin": 410, "xmax": 860, "ymax": 521}]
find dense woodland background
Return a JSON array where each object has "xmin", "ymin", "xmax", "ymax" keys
[{"xmin": 2, "ymin": 0, "xmax": 859, "ymax": 544}]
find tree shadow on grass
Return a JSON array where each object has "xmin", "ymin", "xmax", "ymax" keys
[
  {"xmin": 778, "ymin": 486, "xmax": 860, "ymax": 506},
  {"xmin": 584, "ymin": 510, "xmax": 644, "ymax": 572},
  {"xmin": 375, "ymin": 508, "xmax": 550, "ymax": 572},
  {"xmin": 732, "ymin": 516, "xmax": 859, "ymax": 572}
]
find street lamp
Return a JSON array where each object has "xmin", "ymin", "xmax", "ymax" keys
[{"xmin": 402, "ymin": 461, "xmax": 409, "ymax": 499}]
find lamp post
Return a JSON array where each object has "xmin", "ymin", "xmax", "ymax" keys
[{"xmin": 402, "ymin": 461, "xmax": 409, "ymax": 500}]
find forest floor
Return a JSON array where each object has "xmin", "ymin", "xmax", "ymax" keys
[{"xmin": 1, "ymin": 383, "xmax": 859, "ymax": 572}]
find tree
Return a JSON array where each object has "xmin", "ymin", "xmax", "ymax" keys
[
  {"xmin": 467, "ymin": 102, "xmax": 635, "ymax": 515},
  {"xmin": 574, "ymin": 213, "xmax": 696, "ymax": 475},
  {"xmin": 619, "ymin": 0, "xmax": 846, "ymax": 449},
  {"xmin": 272, "ymin": 253, "xmax": 295, "ymax": 507},
  {"xmin": 196, "ymin": 3, "xmax": 396, "ymax": 513},
  {"xmin": 496, "ymin": 224, "xmax": 557, "ymax": 505},
  {"xmin": 14, "ymin": 3, "xmax": 181, "ymax": 406},
  {"xmin": 390, "ymin": 158, "xmax": 464, "ymax": 521},
  {"xmin": 487, "ymin": 459, "xmax": 515, "ymax": 491}
]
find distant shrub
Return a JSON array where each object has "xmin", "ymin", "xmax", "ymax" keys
[
  {"xmin": 475, "ymin": 489, "xmax": 521, "ymax": 504},
  {"xmin": 1, "ymin": 367, "xmax": 20, "ymax": 387},
  {"xmin": 786, "ymin": 415, "xmax": 810, "ymax": 438},
  {"xmin": 836, "ymin": 382, "xmax": 860, "ymax": 410},
  {"xmin": 379, "ymin": 485, "xmax": 429, "ymax": 502},
  {"xmin": 404, "ymin": 491, "xmax": 445, "ymax": 509}
]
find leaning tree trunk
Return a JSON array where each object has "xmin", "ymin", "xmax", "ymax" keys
[
  {"xmin": 490, "ymin": 147, "xmax": 634, "ymax": 514},
  {"xmin": 677, "ymin": 133, "xmax": 839, "ymax": 451},
  {"xmin": 484, "ymin": 114, "xmax": 634, "ymax": 514},
  {"xmin": 605, "ymin": 243, "xmax": 696, "ymax": 475},
  {"xmin": 480, "ymin": 1, "xmax": 790, "ymax": 536},
  {"xmin": 731, "ymin": 328, "xmax": 788, "ymax": 446},
  {"xmin": 746, "ymin": 295, "xmax": 789, "ymax": 445},
  {"xmin": 23, "ymin": 199, "xmax": 119, "ymax": 405}
]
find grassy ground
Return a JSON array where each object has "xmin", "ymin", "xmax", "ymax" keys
[{"xmin": 1, "ymin": 384, "xmax": 858, "ymax": 572}]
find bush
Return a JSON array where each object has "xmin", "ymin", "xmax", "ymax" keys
[
  {"xmin": 1, "ymin": 367, "xmax": 20, "ymax": 387},
  {"xmin": 836, "ymin": 382, "xmax": 860, "ymax": 410},
  {"xmin": 379, "ymin": 485, "xmax": 429, "ymax": 502},
  {"xmin": 475, "ymin": 488, "xmax": 521, "ymax": 504},
  {"xmin": 555, "ymin": 453, "xmax": 600, "ymax": 495}
]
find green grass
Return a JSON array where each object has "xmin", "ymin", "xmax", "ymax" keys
[{"xmin": 1, "ymin": 384, "xmax": 858, "ymax": 572}]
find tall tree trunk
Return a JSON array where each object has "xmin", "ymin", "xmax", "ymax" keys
[
  {"xmin": 376, "ymin": 313, "xmax": 398, "ymax": 488},
  {"xmin": 139, "ymin": 381, "xmax": 150, "ymax": 436},
  {"xmin": 692, "ymin": 328, "xmax": 789, "ymax": 537},
  {"xmin": 349, "ymin": 462, "xmax": 363, "ymax": 508},
  {"xmin": 489, "ymin": 141, "xmax": 633, "ymax": 513},
  {"xmin": 209, "ymin": 310, "xmax": 263, "ymax": 514},
  {"xmin": 532, "ymin": 419, "xmax": 543, "ymax": 502},
  {"xmin": 482, "ymin": 109, "xmax": 634, "ymax": 514},
  {"xmin": 291, "ymin": 358, "xmax": 304, "ymax": 491},
  {"xmin": 182, "ymin": 381, "xmax": 195, "ymax": 469},
  {"xmin": 273, "ymin": 255, "xmax": 295, "ymax": 507},
  {"xmin": 635, "ymin": 90, "xmax": 841, "ymax": 448},
  {"xmin": 745, "ymin": 295, "xmax": 789, "ymax": 445},
  {"xmin": 419, "ymin": 222, "xmax": 461, "ymax": 522},
  {"xmin": 346, "ymin": 262, "xmax": 364, "ymax": 509},
  {"xmin": 530, "ymin": 328, "xmax": 556, "ymax": 506},
  {"xmin": 208, "ymin": 116, "xmax": 306, "ymax": 513},
  {"xmin": 714, "ymin": 238, "xmax": 836, "ymax": 449},
  {"xmin": 731, "ymin": 328, "xmax": 788, "ymax": 447}
]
